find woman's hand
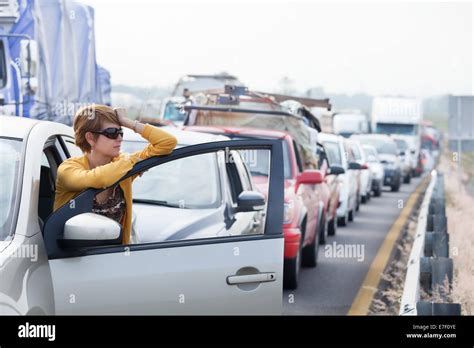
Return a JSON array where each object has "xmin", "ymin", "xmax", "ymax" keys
[
  {"xmin": 114, "ymin": 107, "xmax": 133, "ymax": 129},
  {"xmin": 114, "ymin": 107, "xmax": 145, "ymax": 134}
]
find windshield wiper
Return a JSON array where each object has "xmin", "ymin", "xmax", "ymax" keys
[{"xmin": 133, "ymin": 198, "xmax": 187, "ymax": 208}]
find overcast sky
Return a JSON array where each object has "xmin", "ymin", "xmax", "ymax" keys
[{"xmin": 83, "ymin": 0, "xmax": 473, "ymax": 97}]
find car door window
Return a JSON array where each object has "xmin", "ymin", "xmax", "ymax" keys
[
  {"xmin": 316, "ymin": 144, "xmax": 329, "ymax": 172},
  {"xmin": 38, "ymin": 140, "xmax": 65, "ymax": 226},
  {"xmin": 232, "ymin": 150, "xmax": 253, "ymax": 191},
  {"xmin": 322, "ymin": 141, "xmax": 342, "ymax": 167},
  {"xmin": 133, "ymin": 152, "xmax": 221, "ymax": 209},
  {"xmin": 61, "ymin": 136, "xmax": 83, "ymax": 158},
  {"xmin": 43, "ymin": 141, "xmax": 283, "ymax": 260},
  {"xmin": 293, "ymin": 140, "xmax": 304, "ymax": 173}
]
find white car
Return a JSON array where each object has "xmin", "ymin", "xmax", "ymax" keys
[
  {"xmin": 346, "ymin": 138, "xmax": 372, "ymax": 204},
  {"xmin": 391, "ymin": 136, "xmax": 412, "ymax": 183},
  {"xmin": 351, "ymin": 134, "xmax": 402, "ymax": 192},
  {"xmin": 362, "ymin": 144, "xmax": 384, "ymax": 197},
  {"xmin": 0, "ymin": 116, "xmax": 285, "ymax": 315},
  {"xmin": 318, "ymin": 133, "xmax": 361, "ymax": 226}
]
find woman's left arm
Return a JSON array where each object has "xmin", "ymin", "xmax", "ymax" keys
[{"xmin": 116, "ymin": 108, "xmax": 178, "ymax": 160}]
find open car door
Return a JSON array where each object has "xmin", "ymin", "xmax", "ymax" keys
[{"xmin": 42, "ymin": 139, "xmax": 284, "ymax": 314}]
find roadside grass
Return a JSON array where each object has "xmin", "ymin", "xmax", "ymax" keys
[
  {"xmin": 438, "ymin": 145, "xmax": 474, "ymax": 314},
  {"xmin": 368, "ymin": 197, "xmax": 424, "ymax": 314},
  {"xmin": 424, "ymin": 114, "xmax": 448, "ymax": 131},
  {"xmin": 369, "ymin": 143, "xmax": 473, "ymax": 315}
]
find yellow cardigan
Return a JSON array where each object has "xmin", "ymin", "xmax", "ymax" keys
[{"xmin": 53, "ymin": 124, "xmax": 178, "ymax": 245}]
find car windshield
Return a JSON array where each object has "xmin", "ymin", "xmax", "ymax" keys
[
  {"xmin": 163, "ymin": 102, "xmax": 186, "ymax": 122},
  {"xmin": 356, "ymin": 138, "xmax": 397, "ymax": 155},
  {"xmin": 121, "ymin": 141, "xmax": 221, "ymax": 209},
  {"xmin": 0, "ymin": 138, "xmax": 22, "ymax": 241},
  {"xmin": 375, "ymin": 123, "xmax": 418, "ymax": 135},
  {"xmin": 322, "ymin": 141, "xmax": 342, "ymax": 166}
]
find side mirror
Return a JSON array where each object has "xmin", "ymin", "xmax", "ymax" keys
[
  {"xmin": 348, "ymin": 162, "xmax": 362, "ymax": 170},
  {"xmin": 58, "ymin": 213, "xmax": 123, "ymax": 248},
  {"xmin": 236, "ymin": 191, "xmax": 266, "ymax": 212},
  {"xmin": 295, "ymin": 170, "xmax": 323, "ymax": 192},
  {"xmin": 327, "ymin": 165, "xmax": 345, "ymax": 175},
  {"xmin": 399, "ymin": 151, "xmax": 405, "ymax": 156}
]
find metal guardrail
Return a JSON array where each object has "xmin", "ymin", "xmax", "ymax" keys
[{"xmin": 400, "ymin": 170, "xmax": 461, "ymax": 315}]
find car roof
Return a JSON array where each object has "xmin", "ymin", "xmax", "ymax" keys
[
  {"xmin": 362, "ymin": 143, "xmax": 377, "ymax": 150},
  {"xmin": 318, "ymin": 132, "xmax": 342, "ymax": 143},
  {"xmin": 184, "ymin": 125, "xmax": 288, "ymax": 140},
  {"xmin": 122, "ymin": 125, "xmax": 229, "ymax": 145},
  {"xmin": 0, "ymin": 115, "xmax": 40, "ymax": 139}
]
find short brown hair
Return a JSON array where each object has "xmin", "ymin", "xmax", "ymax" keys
[{"xmin": 73, "ymin": 104, "xmax": 120, "ymax": 153}]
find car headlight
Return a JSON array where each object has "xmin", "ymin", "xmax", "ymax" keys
[{"xmin": 283, "ymin": 201, "xmax": 294, "ymax": 224}]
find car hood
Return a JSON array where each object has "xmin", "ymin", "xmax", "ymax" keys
[{"xmin": 133, "ymin": 204, "xmax": 226, "ymax": 242}]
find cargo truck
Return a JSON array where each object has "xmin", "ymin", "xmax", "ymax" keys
[
  {"xmin": 371, "ymin": 97, "xmax": 423, "ymax": 176},
  {"xmin": 0, "ymin": 0, "xmax": 110, "ymax": 125}
]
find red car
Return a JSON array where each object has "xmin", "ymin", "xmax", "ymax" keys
[{"xmin": 185, "ymin": 126, "xmax": 341, "ymax": 289}]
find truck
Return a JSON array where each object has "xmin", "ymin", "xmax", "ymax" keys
[
  {"xmin": 371, "ymin": 97, "xmax": 423, "ymax": 176},
  {"xmin": 171, "ymin": 73, "xmax": 243, "ymax": 97},
  {"xmin": 0, "ymin": 0, "xmax": 110, "ymax": 125}
]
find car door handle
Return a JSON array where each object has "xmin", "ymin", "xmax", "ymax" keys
[{"xmin": 226, "ymin": 272, "xmax": 276, "ymax": 285}]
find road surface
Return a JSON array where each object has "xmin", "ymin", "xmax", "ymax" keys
[{"xmin": 283, "ymin": 177, "xmax": 423, "ymax": 315}]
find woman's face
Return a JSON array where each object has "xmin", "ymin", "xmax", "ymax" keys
[{"xmin": 88, "ymin": 121, "xmax": 123, "ymax": 158}]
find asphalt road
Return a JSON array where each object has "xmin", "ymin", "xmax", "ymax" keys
[{"xmin": 283, "ymin": 176, "xmax": 423, "ymax": 315}]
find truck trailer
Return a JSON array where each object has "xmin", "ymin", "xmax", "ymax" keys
[{"xmin": 0, "ymin": 0, "xmax": 110, "ymax": 125}]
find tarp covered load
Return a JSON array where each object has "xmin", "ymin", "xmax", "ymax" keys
[{"xmin": 8, "ymin": 0, "xmax": 111, "ymax": 124}]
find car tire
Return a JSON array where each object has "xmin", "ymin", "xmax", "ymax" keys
[
  {"xmin": 303, "ymin": 222, "xmax": 320, "ymax": 268},
  {"xmin": 319, "ymin": 214, "xmax": 328, "ymax": 245},
  {"xmin": 284, "ymin": 241, "xmax": 302, "ymax": 290},
  {"xmin": 356, "ymin": 194, "xmax": 360, "ymax": 212},
  {"xmin": 374, "ymin": 186, "xmax": 382, "ymax": 197},
  {"xmin": 404, "ymin": 174, "xmax": 411, "ymax": 184},
  {"xmin": 328, "ymin": 215, "xmax": 337, "ymax": 236},
  {"xmin": 348, "ymin": 209, "xmax": 354, "ymax": 222},
  {"xmin": 337, "ymin": 211, "xmax": 348, "ymax": 227},
  {"xmin": 391, "ymin": 181, "xmax": 400, "ymax": 192},
  {"xmin": 361, "ymin": 195, "xmax": 367, "ymax": 204}
]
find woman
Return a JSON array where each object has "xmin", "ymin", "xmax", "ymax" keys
[{"xmin": 53, "ymin": 104, "xmax": 178, "ymax": 245}]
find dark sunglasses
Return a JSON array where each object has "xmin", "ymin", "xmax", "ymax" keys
[{"xmin": 91, "ymin": 127, "xmax": 124, "ymax": 139}]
